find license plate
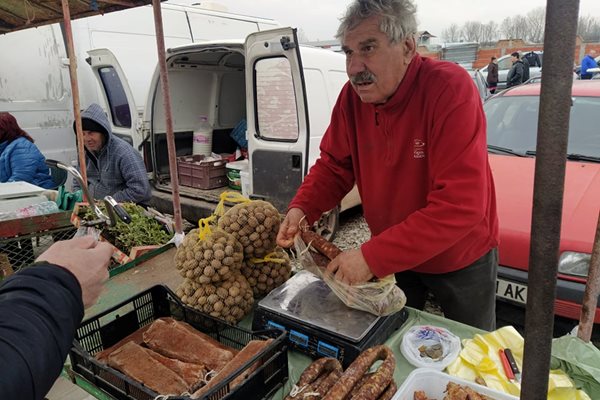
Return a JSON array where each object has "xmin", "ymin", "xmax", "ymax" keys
[{"xmin": 496, "ymin": 278, "xmax": 528, "ymax": 304}]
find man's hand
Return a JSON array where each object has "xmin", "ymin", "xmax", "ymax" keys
[
  {"xmin": 36, "ymin": 236, "xmax": 112, "ymax": 308},
  {"xmin": 326, "ymin": 248, "xmax": 374, "ymax": 285},
  {"xmin": 276, "ymin": 208, "xmax": 309, "ymax": 248}
]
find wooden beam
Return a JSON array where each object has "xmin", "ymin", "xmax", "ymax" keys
[{"xmin": 97, "ymin": 0, "xmax": 140, "ymax": 7}]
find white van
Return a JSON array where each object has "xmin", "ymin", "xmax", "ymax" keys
[
  {"xmin": 0, "ymin": 3, "xmax": 279, "ymax": 170},
  {"xmin": 89, "ymin": 28, "xmax": 360, "ymax": 236}
]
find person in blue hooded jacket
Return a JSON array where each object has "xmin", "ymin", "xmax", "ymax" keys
[
  {"xmin": 73, "ymin": 103, "xmax": 151, "ymax": 204},
  {"xmin": 0, "ymin": 112, "xmax": 54, "ymax": 189},
  {"xmin": 580, "ymin": 49, "xmax": 598, "ymax": 80}
]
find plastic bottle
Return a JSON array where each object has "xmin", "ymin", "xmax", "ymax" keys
[{"xmin": 192, "ymin": 116, "xmax": 213, "ymax": 156}]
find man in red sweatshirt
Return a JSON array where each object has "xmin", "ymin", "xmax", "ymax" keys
[{"xmin": 276, "ymin": 0, "xmax": 499, "ymax": 330}]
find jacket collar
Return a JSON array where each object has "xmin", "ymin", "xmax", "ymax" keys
[{"xmin": 376, "ymin": 53, "xmax": 423, "ymax": 112}]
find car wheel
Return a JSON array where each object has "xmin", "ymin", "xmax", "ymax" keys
[{"xmin": 313, "ymin": 206, "xmax": 340, "ymax": 242}]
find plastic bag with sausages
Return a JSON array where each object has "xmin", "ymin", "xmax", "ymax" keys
[{"xmin": 293, "ymin": 231, "xmax": 406, "ymax": 316}]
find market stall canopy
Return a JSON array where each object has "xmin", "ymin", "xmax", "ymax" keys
[{"xmin": 0, "ymin": 0, "xmax": 157, "ymax": 34}]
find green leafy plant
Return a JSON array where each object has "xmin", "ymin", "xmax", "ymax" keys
[{"xmin": 79, "ymin": 203, "xmax": 171, "ymax": 254}]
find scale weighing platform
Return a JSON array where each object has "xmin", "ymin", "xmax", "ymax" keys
[{"xmin": 252, "ymin": 270, "xmax": 408, "ymax": 367}]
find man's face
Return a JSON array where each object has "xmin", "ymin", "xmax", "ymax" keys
[
  {"xmin": 341, "ymin": 15, "xmax": 415, "ymax": 104},
  {"xmin": 511, "ymin": 55, "xmax": 518, "ymax": 63},
  {"xmin": 591, "ymin": 50, "xmax": 597, "ymax": 57},
  {"xmin": 83, "ymin": 130, "xmax": 104, "ymax": 152}
]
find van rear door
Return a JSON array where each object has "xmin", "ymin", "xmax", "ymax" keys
[
  {"xmin": 245, "ymin": 28, "xmax": 309, "ymax": 212},
  {"xmin": 87, "ymin": 48, "xmax": 141, "ymax": 150}
]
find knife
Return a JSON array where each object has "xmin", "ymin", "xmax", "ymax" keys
[{"xmin": 504, "ymin": 348, "xmax": 521, "ymax": 383}]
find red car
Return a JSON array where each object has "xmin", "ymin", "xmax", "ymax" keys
[{"xmin": 485, "ymin": 81, "xmax": 600, "ymax": 337}]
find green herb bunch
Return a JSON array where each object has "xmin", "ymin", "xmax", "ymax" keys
[{"xmin": 79, "ymin": 202, "xmax": 171, "ymax": 254}]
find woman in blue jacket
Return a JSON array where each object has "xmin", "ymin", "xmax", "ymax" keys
[{"xmin": 0, "ymin": 112, "xmax": 54, "ymax": 189}]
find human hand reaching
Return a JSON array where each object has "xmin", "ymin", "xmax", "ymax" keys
[
  {"xmin": 36, "ymin": 236, "xmax": 112, "ymax": 308},
  {"xmin": 276, "ymin": 208, "xmax": 309, "ymax": 248}
]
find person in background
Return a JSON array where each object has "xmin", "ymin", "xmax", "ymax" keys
[
  {"xmin": 0, "ymin": 236, "xmax": 112, "ymax": 400},
  {"xmin": 506, "ymin": 52, "xmax": 525, "ymax": 88},
  {"xmin": 73, "ymin": 103, "xmax": 151, "ymax": 204},
  {"xmin": 0, "ymin": 112, "xmax": 54, "ymax": 189},
  {"xmin": 580, "ymin": 49, "xmax": 598, "ymax": 80},
  {"xmin": 486, "ymin": 56, "xmax": 499, "ymax": 94},
  {"xmin": 523, "ymin": 50, "xmax": 542, "ymax": 68},
  {"xmin": 276, "ymin": 0, "xmax": 498, "ymax": 330}
]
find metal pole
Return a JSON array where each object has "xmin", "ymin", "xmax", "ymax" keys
[
  {"xmin": 151, "ymin": 0, "xmax": 183, "ymax": 235},
  {"xmin": 521, "ymin": 1, "xmax": 580, "ymax": 399},
  {"xmin": 578, "ymin": 210, "xmax": 600, "ymax": 342},
  {"xmin": 61, "ymin": 0, "xmax": 87, "ymax": 196}
]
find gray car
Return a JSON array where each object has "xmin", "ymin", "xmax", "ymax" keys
[
  {"xmin": 480, "ymin": 51, "xmax": 543, "ymax": 90},
  {"xmin": 466, "ymin": 69, "xmax": 490, "ymax": 102}
]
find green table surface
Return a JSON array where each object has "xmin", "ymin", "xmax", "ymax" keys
[{"xmin": 69, "ymin": 247, "xmax": 484, "ymax": 399}]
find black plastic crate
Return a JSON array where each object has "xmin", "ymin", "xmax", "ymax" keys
[{"xmin": 69, "ymin": 285, "xmax": 288, "ymax": 400}]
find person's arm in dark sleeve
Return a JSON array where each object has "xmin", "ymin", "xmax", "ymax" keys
[{"xmin": 0, "ymin": 263, "xmax": 84, "ymax": 400}]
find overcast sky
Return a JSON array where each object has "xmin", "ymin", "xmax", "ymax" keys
[{"xmin": 178, "ymin": 0, "xmax": 600, "ymax": 42}]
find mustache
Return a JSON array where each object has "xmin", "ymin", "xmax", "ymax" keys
[{"xmin": 350, "ymin": 70, "xmax": 377, "ymax": 84}]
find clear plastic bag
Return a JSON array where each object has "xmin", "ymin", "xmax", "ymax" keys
[
  {"xmin": 74, "ymin": 226, "xmax": 101, "ymax": 240},
  {"xmin": 293, "ymin": 233, "xmax": 406, "ymax": 316}
]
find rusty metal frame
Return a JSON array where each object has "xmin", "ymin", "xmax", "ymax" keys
[{"xmin": 521, "ymin": 0, "xmax": 581, "ymax": 398}]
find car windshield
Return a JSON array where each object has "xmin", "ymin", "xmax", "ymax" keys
[{"xmin": 485, "ymin": 95, "xmax": 600, "ymax": 159}]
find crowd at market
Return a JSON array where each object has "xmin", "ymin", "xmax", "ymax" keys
[{"xmin": 0, "ymin": 0, "xmax": 596, "ymax": 399}]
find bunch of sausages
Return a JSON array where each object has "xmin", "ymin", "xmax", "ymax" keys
[{"xmin": 285, "ymin": 345, "xmax": 397, "ymax": 400}]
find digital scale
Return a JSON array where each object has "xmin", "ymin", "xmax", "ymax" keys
[{"xmin": 252, "ymin": 271, "xmax": 408, "ymax": 367}]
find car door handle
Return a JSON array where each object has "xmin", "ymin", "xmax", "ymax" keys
[{"xmin": 292, "ymin": 154, "xmax": 301, "ymax": 170}]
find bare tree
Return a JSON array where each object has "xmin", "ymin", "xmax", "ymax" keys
[
  {"xmin": 442, "ymin": 23, "xmax": 461, "ymax": 42},
  {"xmin": 462, "ymin": 21, "xmax": 484, "ymax": 43},
  {"xmin": 297, "ymin": 28, "xmax": 310, "ymax": 43},
  {"xmin": 525, "ymin": 7, "xmax": 545, "ymax": 43},
  {"xmin": 578, "ymin": 15, "xmax": 600, "ymax": 42},
  {"xmin": 480, "ymin": 21, "xmax": 499, "ymax": 45},
  {"xmin": 500, "ymin": 15, "xmax": 528, "ymax": 40}
]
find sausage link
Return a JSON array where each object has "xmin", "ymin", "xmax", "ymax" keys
[
  {"xmin": 323, "ymin": 346, "xmax": 394, "ymax": 400},
  {"xmin": 376, "ymin": 380, "xmax": 397, "ymax": 400},
  {"xmin": 285, "ymin": 358, "xmax": 342, "ymax": 399},
  {"xmin": 347, "ymin": 373, "xmax": 374, "ymax": 398},
  {"xmin": 350, "ymin": 347, "xmax": 395, "ymax": 400},
  {"xmin": 304, "ymin": 369, "xmax": 343, "ymax": 400},
  {"xmin": 301, "ymin": 230, "xmax": 342, "ymax": 260}
]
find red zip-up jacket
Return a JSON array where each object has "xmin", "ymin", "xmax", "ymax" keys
[{"xmin": 289, "ymin": 55, "xmax": 498, "ymax": 277}]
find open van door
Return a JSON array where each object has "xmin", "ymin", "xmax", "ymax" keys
[
  {"xmin": 245, "ymin": 28, "xmax": 309, "ymax": 212},
  {"xmin": 87, "ymin": 48, "xmax": 142, "ymax": 151}
]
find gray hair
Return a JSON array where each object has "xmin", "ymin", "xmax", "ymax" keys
[{"xmin": 335, "ymin": 0, "xmax": 418, "ymax": 44}]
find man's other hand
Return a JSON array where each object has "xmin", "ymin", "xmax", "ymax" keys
[
  {"xmin": 326, "ymin": 248, "xmax": 374, "ymax": 285},
  {"xmin": 276, "ymin": 208, "xmax": 308, "ymax": 248}
]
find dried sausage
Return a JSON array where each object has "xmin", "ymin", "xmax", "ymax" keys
[
  {"xmin": 304, "ymin": 369, "xmax": 343, "ymax": 400},
  {"xmin": 350, "ymin": 346, "xmax": 395, "ymax": 400},
  {"xmin": 376, "ymin": 381, "xmax": 397, "ymax": 400},
  {"xmin": 301, "ymin": 230, "xmax": 342, "ymax": 260},
  {"xmin": 324, "ymin": 346, "xmax": 395, "ymax": 400},
  {"xmin": 285, "ymin": 358, "xmax": 342, "ymax": 399}
]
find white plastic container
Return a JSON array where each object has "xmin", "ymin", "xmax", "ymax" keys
[
  {"xmin": 192, "ymin": 116, "xmax": 213, "ymax": 156},
  {"xmin": 240, "ymin": 169, "xmax": 251, "ymax": 197},
  {"xmin": 392, "ymin": 368, "xmax": 519, "ymax": 400}
]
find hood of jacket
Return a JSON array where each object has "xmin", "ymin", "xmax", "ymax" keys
[{"xmin": 74, "ymin": 103, "xmax": 113, "ymax": 154}]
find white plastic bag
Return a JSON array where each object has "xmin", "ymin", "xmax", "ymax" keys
[
  {"xmin": 293, "ymin": 233, "xmax": 406, "ymax": 316},
  {"xmin": 401, "ymin": 325, "xmax": 461, "ymax": 370}
]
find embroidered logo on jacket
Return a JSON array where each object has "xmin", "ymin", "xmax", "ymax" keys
[{"xmin": 413, "ymin": 139, "xmax": 426, "ymax": 159}]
